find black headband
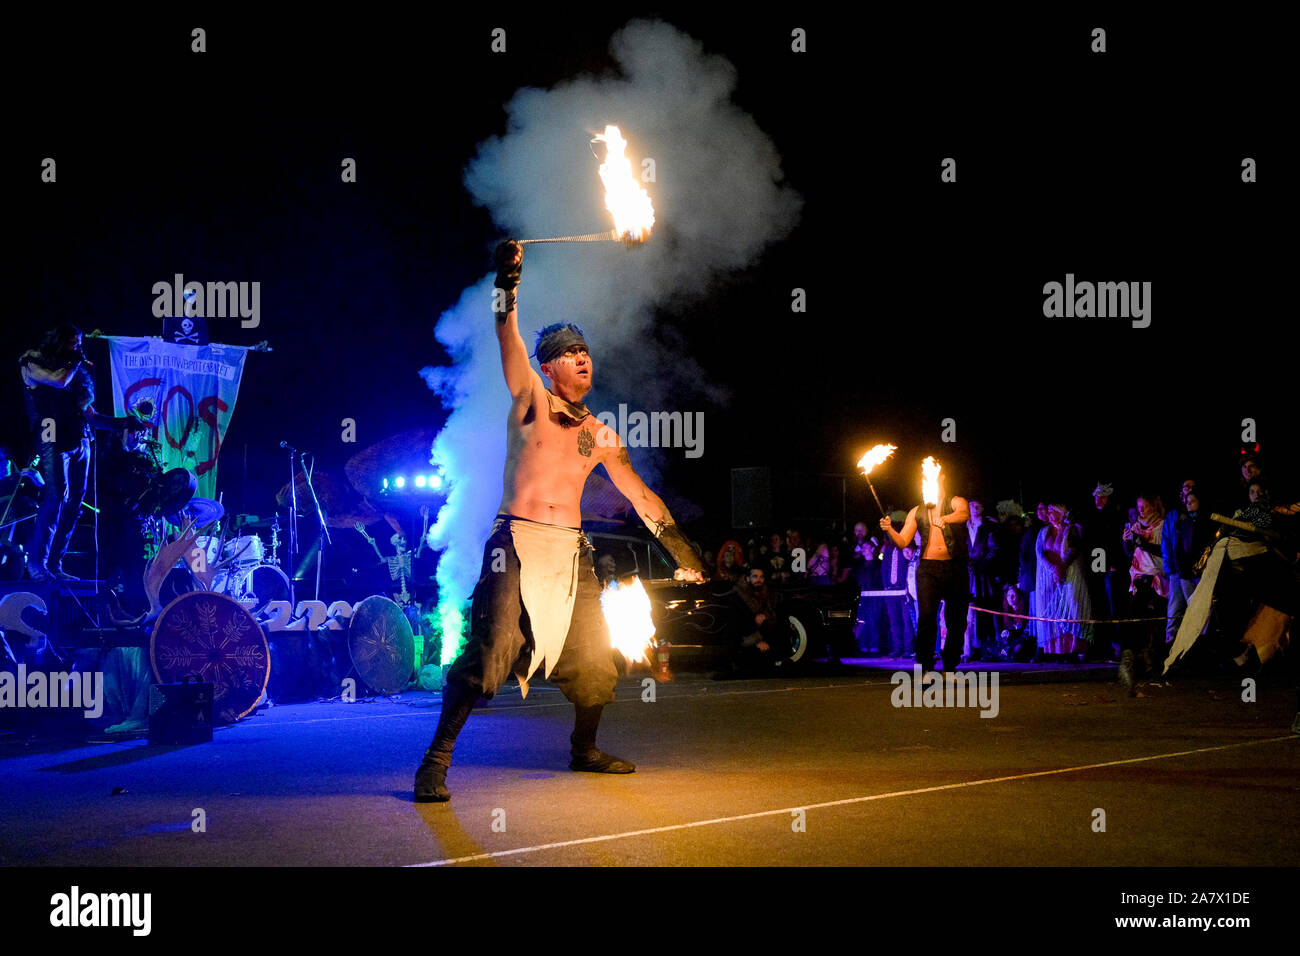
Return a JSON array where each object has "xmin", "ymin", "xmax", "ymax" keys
[{"xmin": 535, "ymin": 327, "xmax": 589, "ymax": 365}]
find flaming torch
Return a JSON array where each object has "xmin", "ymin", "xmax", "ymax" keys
[
  {"xmin": 855, "ymin": 443, "xmax": 896, "ymax": 518},
  {"xmin": 600, "ymin": 575, "xmax": 656, "ymax": 664},
  {"xmin": 921, "ymin": 456, "xmax": 942, "ymax": 506},
  {"xmin": 519, "ymin": 125, "xmax": 655, "ymax": 248}
]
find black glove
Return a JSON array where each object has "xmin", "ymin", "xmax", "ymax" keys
[
  {"xmin": 493, "ymin": 240, "xmax": 523, "ymax": 291},
  {"xmin": 657, "ymin": 521, "xmax": 706, "ymax": 577}
]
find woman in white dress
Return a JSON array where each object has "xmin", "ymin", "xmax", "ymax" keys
[{"xmin": 1035, "ymin": 504, "xmax": 1094, "ymax": 658}]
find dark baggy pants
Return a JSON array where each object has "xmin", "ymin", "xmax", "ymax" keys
[
  {"xmin": 423, "ymin": 518, "xmax": 620, "ymax": 776},
  {"xmin": 444, "ymin": 518, "xmax": 618, "ymax": 707},
  {"xmin": 916, "ymin": 559, "xmax": 969, "ymax": 671},
  {"xmin": 33, "ymin": 438, "xmax": 90, "ymax": 573}
]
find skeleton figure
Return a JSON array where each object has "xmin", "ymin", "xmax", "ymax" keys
[
  {"xmin": 385, "ymin": 533, "xmax": 414, "ymax": 604},
  {"xmin": 354, "ymin": 523, "xmax": 413, "ymax": 606},
  {"xmin": 174, "ymin": 318, "xmax": 200, "ymax": 344}
]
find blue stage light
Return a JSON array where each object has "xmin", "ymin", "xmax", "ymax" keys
[
  {"xmin": 415, "ymin": 475, "xmax": 427, "ymax": 488},
  {"xmin": 382, "ymin": 477, "xmax": 389, "ymax": 490},
  {"xmin": 429, "ymin": 474, "xmax": 443, "ymax": 490},
  {"xmin": 395, "ymin": 476, "xmax": 406, "ymax": 488}
]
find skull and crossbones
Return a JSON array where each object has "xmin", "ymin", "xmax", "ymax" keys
[{"xmin": 173, "ymin": 318, "xmax": 200, "ymax": 344}]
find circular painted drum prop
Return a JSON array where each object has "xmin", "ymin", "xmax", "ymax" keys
[
  {"xmin": 151, "ymin": 591, "xmax": 270, "ymax": 723},
  {"xmin": 348, "ymin": 595, "xmax": 415, "ymax": 696}
]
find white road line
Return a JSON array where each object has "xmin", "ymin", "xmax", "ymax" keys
[{"xmin": 407, "ymin": 735, "xmax": 1297, "ymax": 867}]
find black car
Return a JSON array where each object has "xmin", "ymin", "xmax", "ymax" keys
[{"xmin": 585, "ymin": 529, "xmax": 859, "ymax": 670}]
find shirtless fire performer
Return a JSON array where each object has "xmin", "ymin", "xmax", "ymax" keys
[
  {"xmin": 414, "ymin": 240, "xmax": 707, "ymax": 802},
  {"xmin": 879, "ymin": 471, "xmax": 970, "ymax": 673}
]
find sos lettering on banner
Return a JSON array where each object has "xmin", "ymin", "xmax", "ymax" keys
[{"xmin": 106, "ymin": 337, "xmax": 249, "ymax": 499}]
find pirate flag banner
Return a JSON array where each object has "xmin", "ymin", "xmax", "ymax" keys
[
  {"xmin": 163, "ymin": 314, "xmax": 209, "ymax": 346},
  {"xmin": 105, "ymin": 336, "xmax": 249, "ymax": 499}
]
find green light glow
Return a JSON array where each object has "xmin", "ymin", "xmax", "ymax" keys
[{"xmin": 438, "ymin": 603, "xmax": 467, "ymax": 665}]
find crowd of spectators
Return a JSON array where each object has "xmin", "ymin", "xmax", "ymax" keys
[{"xmin": 698, "ymin": 454, "xmax": 1298, "ymax": 677}]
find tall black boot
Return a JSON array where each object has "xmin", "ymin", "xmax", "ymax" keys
[
  {"xmin": 414, "ymin": 683, "xmax": 479, "ymax": 802},
  {"xmin": 569, "ymin": 704, "xmax": 635, "ymax": 773}
]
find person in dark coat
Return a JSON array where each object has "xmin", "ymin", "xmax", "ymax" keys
[
  {"xmin": 966, "ymin": 498, "xmax": 1001, "ymax": 660},
  {"xmin": 879, "ymin": 514, "xmax": 914, "ymax": 657}
]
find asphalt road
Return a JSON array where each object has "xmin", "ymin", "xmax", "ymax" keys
[{"xmin": 3, "ymin": 668, "xmax": 1297, "ymax": 867}]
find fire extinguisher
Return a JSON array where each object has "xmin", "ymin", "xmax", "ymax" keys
[{"xmin": 654, "ymin": 638, "xmax": 673, "ymax": 683}]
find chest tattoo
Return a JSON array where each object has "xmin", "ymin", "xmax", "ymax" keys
[{"xmin": 577, "ymin": 429, "xmax": 595, "ymax": 457}]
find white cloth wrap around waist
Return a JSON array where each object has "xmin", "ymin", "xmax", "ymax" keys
[{"xmin": 498, "ymin": 515, "xmax": 586, "ymax": 685}]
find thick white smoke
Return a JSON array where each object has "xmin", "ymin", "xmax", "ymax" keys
[{"xmin": 420, "ymin": 19, "xmax": 801, "ymax": 659}]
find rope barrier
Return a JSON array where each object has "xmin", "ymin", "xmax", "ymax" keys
[
  {"xmin": 858, "ymin": 590, "xmax": 1169, "ymax": 625},
  {"xmin": 967, "ymin": 605, "xmax": 1167, "ymax": 625}
]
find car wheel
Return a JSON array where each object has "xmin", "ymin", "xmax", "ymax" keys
[{"xmin": 784, "ymin": 611, "xmax": 815, "ymax": 668}]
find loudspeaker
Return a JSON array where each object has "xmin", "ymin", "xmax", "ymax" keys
[
  {"xmin": 148, "ymin": 679, "xmax": 213, "ymax": 745},
  {"xmin": 731, "ymin": 467, "xmax": 772, "ymax": 529}
]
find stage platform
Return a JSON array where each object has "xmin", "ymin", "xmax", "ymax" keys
[{"xmin": 0, "ymin": 578, "xmax": 117, "ymax": 648}]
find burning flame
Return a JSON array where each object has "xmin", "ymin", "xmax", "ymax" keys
[
  {"xmin": 600, "ymin": 574, "xmax": 656, "ymax": 663},
  {"xmin": 594, "ymin": 125, "xmax": 655, "ymax": 242},
  {"xmin": 856, "ymin": 443, "xmax": 897, "ymax": 476},
  {"xmin": 921, "ymin": 456, "xmax": 942, "ymax": 506}
]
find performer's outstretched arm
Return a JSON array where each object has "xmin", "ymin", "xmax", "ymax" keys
[
  {"xmin": 491, "ymin": 239, "xmax": 541, "ymax": 401},
  {"xmin": 601, "ymin": 436, "xmax": 706, "ymax": 581}
]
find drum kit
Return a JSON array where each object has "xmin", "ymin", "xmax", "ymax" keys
[
  {"xmin": 130, "ymin": 440, "xmax": 421, "ymax": 718},
  {"xmin": 130, "ymin": 458, "xmax": 291, "ymax": 617},
  {"xmin": 164, "ymin": 508, "xmax": 291, "ymax": 615}
]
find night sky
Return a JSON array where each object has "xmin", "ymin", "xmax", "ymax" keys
[{"xmin": 9, "ymin": 10, "xmax": 1290, "ymax": 555}]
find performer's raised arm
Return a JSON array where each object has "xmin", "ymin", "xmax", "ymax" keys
[
  {"xmin": 944, "ymin": 496, "xmax": 970, "ymax": 526},
  {"xmin": 601, "ymin": 436, "xmax": 706, "ymax": 581},
  {"xmin": 491, "ymin": 239, "xmax": 540, "ymax": 400},
  {"xmin": 881, "ymin": 507, "xmax": 919, "ymax": 549}
]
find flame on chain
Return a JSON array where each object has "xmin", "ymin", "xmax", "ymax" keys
[
  {"xmin": 600, "ymin": 574, "xmax": 656, "ymax": 663},
  {"xmin": 856, "ymin": 443, "xmax": 897, "ymax": 476},
  {"xmin": 593, "ymin": 125, "xmax": 655, "ymax": 242},
  {"xmin": 922, "ymin": 456, "xmax": 942, "ymax": 506}
]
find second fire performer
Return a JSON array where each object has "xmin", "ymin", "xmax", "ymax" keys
[{"xmin": 880, "ymin": 471, "xmax": 970, "ymax": 672}]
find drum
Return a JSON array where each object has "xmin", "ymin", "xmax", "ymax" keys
[
  {"xmin": 150, "ymin": 590, "xmax": 269, "ymax": 724},
  {"xmin": 223, "ymin": 535, "xmax": 265, "ymax": 568},
  {"xmin": 150, "ymin": 468, "xmax": 199, "ymax": 518},
  {"xmin": 174, "ymin": 535, "xmax": 222, "ymax": 571},
  {"xmin": 348, "ymin": 595, "xmax": 416, "ymax": 695},
  {"xmin": 228, "ymin": 563, "xmax": 292, "ymax": 614}
]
